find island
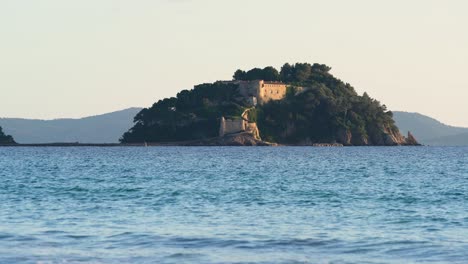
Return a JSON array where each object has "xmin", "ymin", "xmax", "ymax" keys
[
  {"xmin": 121, "ymin": 63, "xmax": 420, "ymax": 146},
  {"xmin": 0, "ymin": 126, "xmax": 16, "ymax": 145}
]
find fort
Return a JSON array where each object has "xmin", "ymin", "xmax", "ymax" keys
[
  {"xmin": 219, "ymin": 117, "xmax": 260, "ymax": 139},
  {"xmin": 219, "ymin": 80, "xmax": 289, "ymax": 138},
  {"xmin": 219, "ymin": 107, "xmax": 260, "ymax": 139},
  {"xmin": 237, "ymin": 80, "xmax": 288, "ymax": 105}
]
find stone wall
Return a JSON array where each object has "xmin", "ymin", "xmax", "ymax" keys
[
  {"xmin": 258, "ymin": 81, "xmax": 288, "ymax": 104},
  {"xmin": 238, "ymin": 80, "xmax": 288, "ymax": 105},
  {"xmin": 238, "ymin": 81, "xmax": 260, "ymax": 98},
  {"xmin": 219, "ymin": 117, "xmax": 246, "ymax": 137},
  {"xmin": 219, "ymin": 117, "xmax": 260, "ymax": 140}
]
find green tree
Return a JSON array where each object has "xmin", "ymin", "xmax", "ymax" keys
[
  {"xmin": 261, "ymin": 66, "xmax": 280, "ymax": 81},
  {"xmin": 280, "ymin": 63, "xmax": 294, "ymax": 82},
  {"xmin": 121, "ymin": 82, "xmax": 249, "ymax": 143},
  {"xmin": 233, "ymin": 67, "xmax": 280, "ymax": 81},
  {"xmin": 233, "ymin": 69, "xmax": 246, "ymax": 80}
]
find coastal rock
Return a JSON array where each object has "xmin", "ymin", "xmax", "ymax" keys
[
  {"xmin": 181, "ymin": 132, "xmax": 275, "ymax": 146},
  {"xmin": 363, "ymin": 125, "xmax": 419, "ymax": 146},
  {"xmin": 219, "ymin": 132, "xmax": 273, "ymax": 146},
  {"xmin": 406, "ymin": 131, "xmax": 420, "ymax": 146},
  {"xmin": 381, "ymin": 125, "xmax": 408, "ymax": 145},
  {"xmin": 337, "ymin": 129, "xmax": 352, "ymax": 145},
  {"xmin": 351, "ymin": 133, "xmax": 369, "ymax": 146}
]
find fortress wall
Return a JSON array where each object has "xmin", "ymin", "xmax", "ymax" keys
[
  {"xmin": 259, "ymin": 82, "xmax": 288, "ymax": 104},
  {"xmin": 238, "ymin": 81, "xmax": 261, "ymax": 98},
  {"xmin": 237, "ymin": 80, "xmax": 288, "ymax": 105},
  {"xmin": 219, "ymin": 117, "xmax": 246, "ymax": 137}
]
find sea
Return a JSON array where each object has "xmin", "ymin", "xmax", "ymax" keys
[{"xmin": 0, "ymin": 146, "xmax": 467, "ymax": 264}]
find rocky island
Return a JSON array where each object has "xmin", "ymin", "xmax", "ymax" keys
[
  {"xmin": 0, "ymin": 126, "xmax": 16, "ymax": 145},
  {"xmin": 121, "ymin": 63, "xmax": 419, "ymax": 146}
]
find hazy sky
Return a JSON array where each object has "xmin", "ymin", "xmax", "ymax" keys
[{"xmin": 1, "ymin": 0, "xmax": 467, "ymax": 126}]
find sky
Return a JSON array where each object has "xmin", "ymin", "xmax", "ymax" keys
[{"xmin": 1, "ymin": 0, "xmax": 467, "ymax": 126}]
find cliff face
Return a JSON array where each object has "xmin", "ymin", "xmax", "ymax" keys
[
  {"xmin": 371, "ymin": 125, "xmax": 407, "ymax": 146},
  {"xmin": 217, "ymin": 127, "xmax": 420, "ymax": 146},
  {"xmin": 406, "ymin": 131, "xmax": 420, "ymax": 146},
  {"xmin": 335, "ymin": 126, "xmax": 419, "ymax": 146}
]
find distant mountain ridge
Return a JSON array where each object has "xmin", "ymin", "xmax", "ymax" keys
[
  {"xmin": 393, "ymin": 111, "xmax": 468, "ymax": 146},
  {"xmin": 424, "ymin": 132, "xmax": 468, "ymax": 146},
  {"xmin": 1, "ymin": 108, "xmax": 467, "ymax": 146},
  {"xmin": 0, "ymin": 108, "xmax": 142, "ymax": 144}
]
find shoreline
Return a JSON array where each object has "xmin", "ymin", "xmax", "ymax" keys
[
  {"xmin": 0, "ymin": 143, "xmax": 422, "ymax": 147},
  {"xmin": 0, "ymin": 143, "xmax": 139, "ymax": 147}
]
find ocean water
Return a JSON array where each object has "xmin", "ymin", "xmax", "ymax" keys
[{"xmin": 0, "ymin": 147, "xmax": 467, "ymax": 264}]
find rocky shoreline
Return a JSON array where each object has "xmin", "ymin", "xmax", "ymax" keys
[{"xmin": 0, "ymin": 132, "xmax": 421, "ymax": 147}]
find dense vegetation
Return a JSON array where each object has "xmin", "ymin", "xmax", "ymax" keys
[
  {"xmin": 0, "ymin": 126, "xmax": 16, "ymax": 144},
  {"xmin": 121, "ymin": 83, "xmax": 249, "ymax": 142},
  {"xmin": 233, "ymin": 66, "xmax": 280, "ymax": 82},
  {"xmin": 122, "ymin": 63, "xmax": 402, "ymax": 145},
  {"xmin": 256, "ymin": 63, "xmax": 399, "ymax": 144}
]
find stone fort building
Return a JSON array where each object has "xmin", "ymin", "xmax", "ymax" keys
[
  {"xmin": 219, "ymin": 116, "xmax": 260, "ymax": 139},
  {"xmin": 219, "ymin": 80, "xmax": 289, "ymax": 139},
  {"xmin": 237, "ymin": 80, "xmax": 288, "ymax": 105}
]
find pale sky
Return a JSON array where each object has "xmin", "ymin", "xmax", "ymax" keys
[{"xmin": 1, "ymin": 0, "xmax": 467, "ymax": 126}]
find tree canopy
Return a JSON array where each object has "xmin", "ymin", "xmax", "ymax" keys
[
  {"xmin": 121, "ymin": 82, "xmax": 249, "ymax": 143},
  {"xmin": 233, "ymin": 66, "xmax": 280, "ymax": 82},
  {"xmin": 252, "ymin": 63, "xmax": 399, "ymax": 144}
]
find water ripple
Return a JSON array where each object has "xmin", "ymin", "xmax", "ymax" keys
[{"xmin": 0, "ymin": 146, "xmax": 467, "ymax": 263}]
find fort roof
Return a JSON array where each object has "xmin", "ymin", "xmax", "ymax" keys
[
  {"xmin": 218, "ymin": 80, "xmax": 286, "ymax": 85},
  {"xmin": 263, "ymin": 81, "xmax": 286, "ymax": 85}
]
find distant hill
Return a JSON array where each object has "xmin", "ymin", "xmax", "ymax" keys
[
  {"xmin": 393, "ymin": 111, "xmax": 468, "ymax": 146},
  {"xmin": 0, "ymin": 108, "xmax": 142, "ymax": 144},
  {"xmin": 423, "ymin": 132, "xmax": 468, "ymax": 146}
]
